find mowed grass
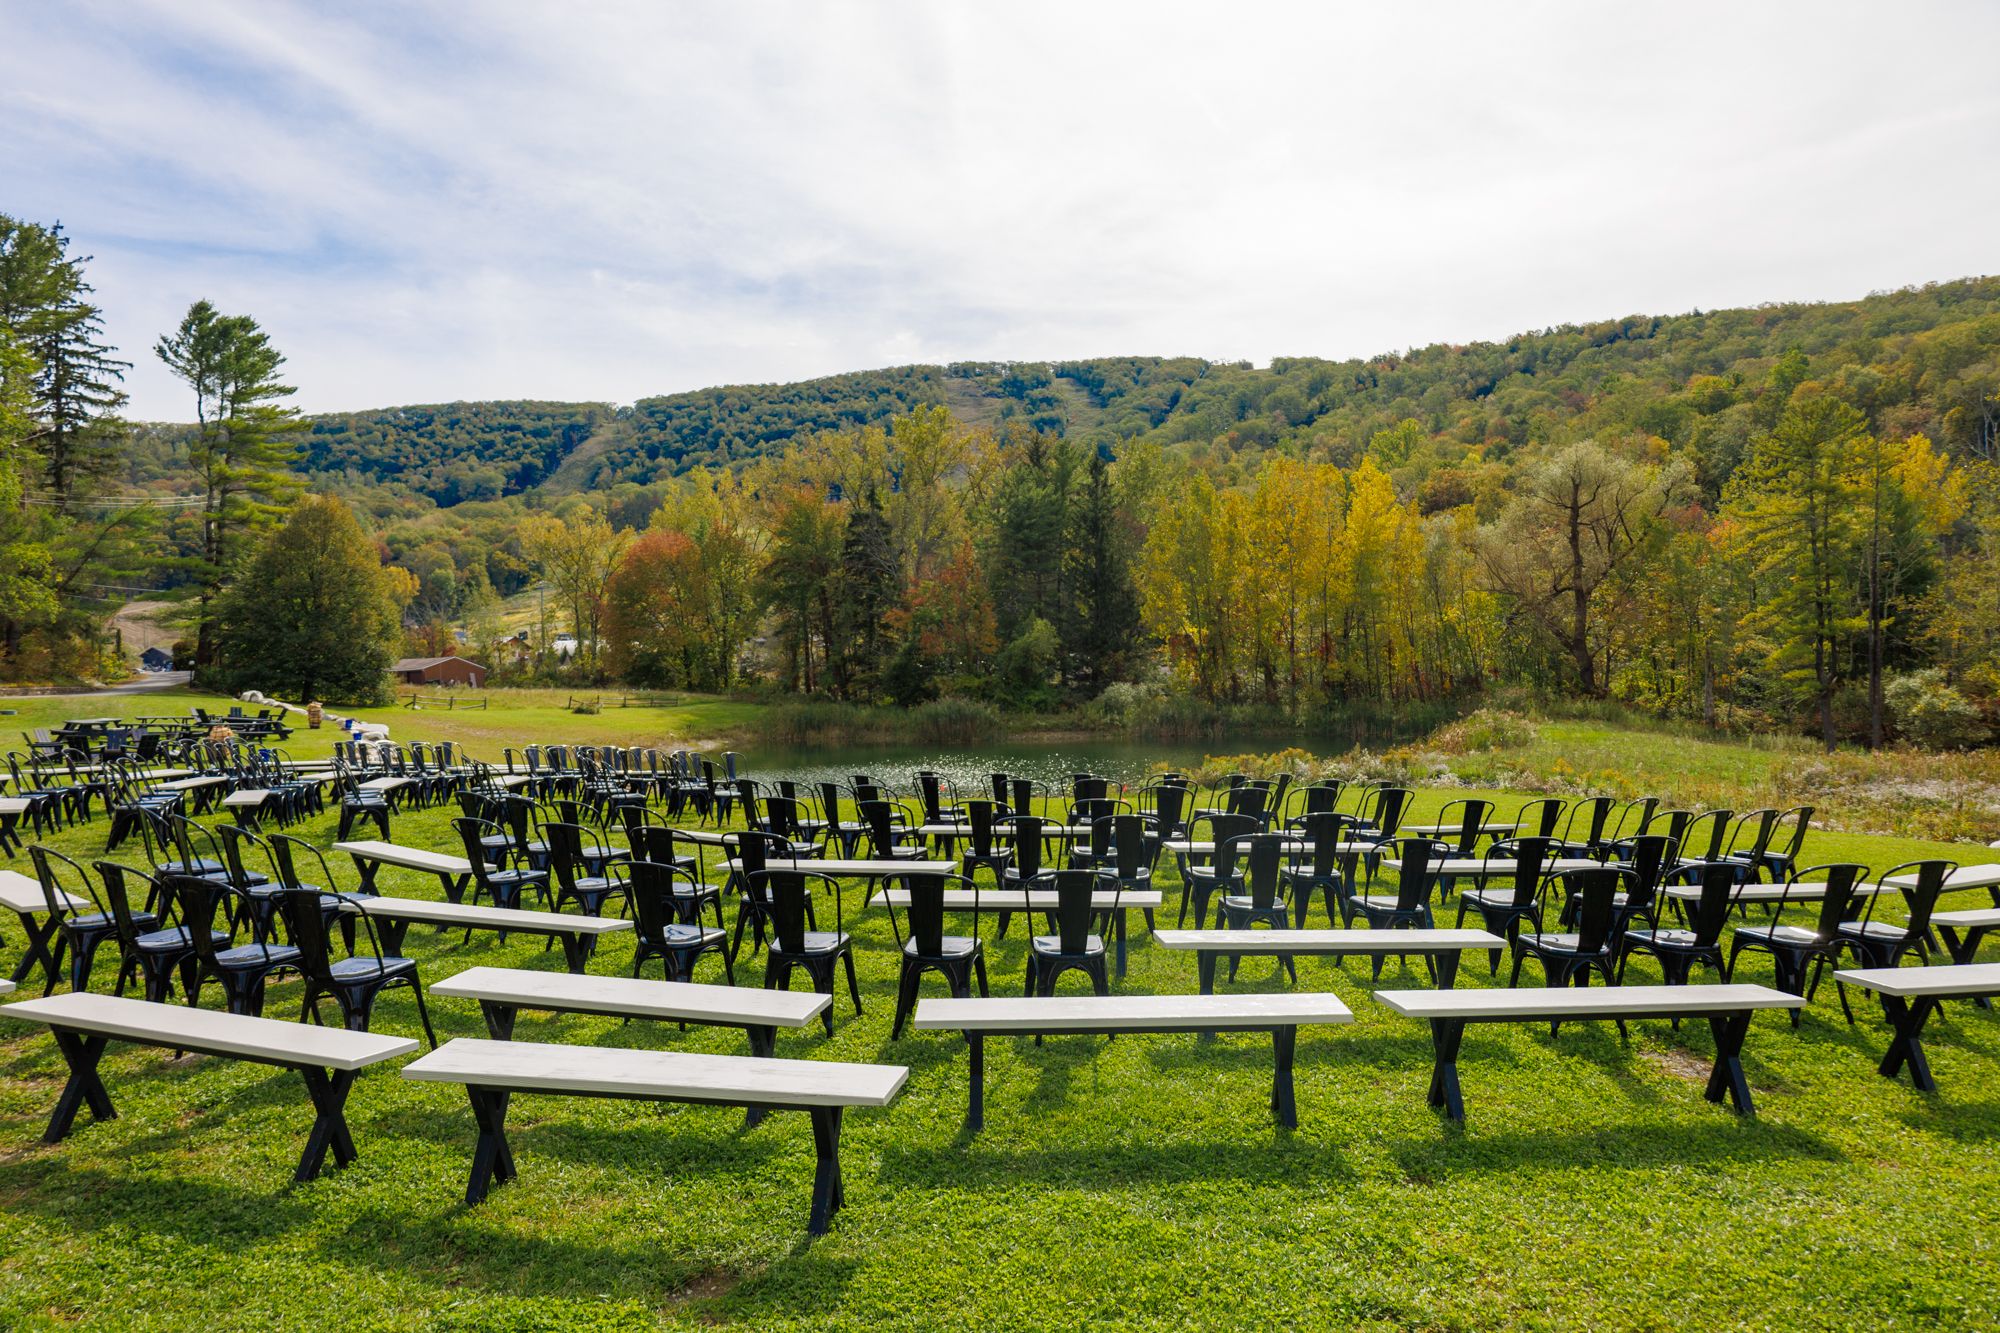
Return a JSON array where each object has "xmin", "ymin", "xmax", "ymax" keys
[{"xmin": 1, "ymin": 718, "xmax": 1998, "ymax": 1327}]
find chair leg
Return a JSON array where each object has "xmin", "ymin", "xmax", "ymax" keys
[
  {"xmin": 410, "ymin": 978, "xmax": 438, "ymax": 1049},
  {"xmin": 841, "ymin": 948, "xmax": 863, "ymax": 1017},
  {"xmin": 891, "ymin": 960, "xmax": 919, "ymax": 1041}
]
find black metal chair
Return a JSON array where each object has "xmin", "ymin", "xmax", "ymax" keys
[
  {"xmin": 1177, "ymin": 813, "xmax": 1259, "ymax": 928},
  {"xmin": 755, "ymin": 867, "xmax": 859, "ymax": 1034},
  {"xmin": 1728, "ymin": 863, "xmax": 1870, "ymax": 1025},
  {"xmin": 1343, "ymin": 836, "xmax": 1448, "ymax": 932},
  {"xmin": 454, "ymin": 816, "xmax": 551, "ymax": 916},
  {"xmin": 1025, "ymin": 869, "xmax": 1111, "ymax": 999},
  {"xmin": 626, "ymin": 858, "xmax": 733, "ymax": 984},
  {"xmin": 29, "ymin": 846, "xmax": 153, "ymax": 995},
  {"xmin": 1279, "ymin": 811, "xmax": 1355, "ymax": 929},
  {"xmin": 1511, "ymin": 866, "xmax": 1626, "ymax": 993},
  {"xmin": 858, "ymin": 798, "xmax": 927, "ymax": 863},
  {"xmin": 170, "ymin": 874, "xmax": 302, "ymax": 1016},
  {"xmin": 279, "ymin": 887, "xmax": 437, "ymax": 1046},
  {"xmin": 1512, "ymin": 796, "xmax": 1567, "ymax": 841},
  {"xmin": 959, "ymin": 799, "xmax": 1011, "ymax": 887},
  {"xmin": 1454, "ymin": 836, "xmax": 1556, "ymax": 975},
  {"xmin": 884, "ymin": 870, "xmax": 988, "ymax": 1039},
  {"xmin": 97, "ymin": 861, "xmax": 216, "ymax": 1003},
  {"xmin": 545, "ymin": 820, "xmax": 630, "ymax": 919},
  {"xmin": 1834, "ymin": 859, "xmax": 1955, "ymax": 976},
  {"xmin": 1618, "ymin": 860, "xmax": 1735, "ymax": 987},
  {"xmin": 1553, "ymin": 796, "xmax": 1617, "ymax": 860},
  {"xmin": 1220, "ymin": 833, "xmax": 1294, "ymax": 984},
  {"xmin": 728, "ymin": 829, "xmax": 809, "ymax": 958},
  {"xmin": 995, "ymin": 813, "xmax": 1057, "ymax": 940},
  {"xmin": 1754, "ymin": 806, "xmax": 1814, "ymax": 882}
]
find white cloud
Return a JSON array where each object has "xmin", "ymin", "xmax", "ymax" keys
[{"xmin": 2, "ymin": 0, "xmax": 1996, "ymax": 419}]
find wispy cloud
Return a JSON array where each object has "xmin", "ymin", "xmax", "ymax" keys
[{"xmin": 4, "ymin": 0, "xmax": 1997, "ymax": 419}]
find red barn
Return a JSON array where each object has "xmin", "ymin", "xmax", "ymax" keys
[{"xmin": 388, "ymin": 656, "xmax": 487, "ymax": 688}]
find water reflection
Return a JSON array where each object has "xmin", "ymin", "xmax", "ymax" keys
[{"xmin": 732, "ymin": 740, "xmax": 1218, "ymax": 791}]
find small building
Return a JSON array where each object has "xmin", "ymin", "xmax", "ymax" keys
[
  {"xmin": 388, "ymin": 655, "xmax": 487, "ymax": 688},
  {"xmin": 139, "ymin": 646, "xmax": 174, "ymax": 671}
]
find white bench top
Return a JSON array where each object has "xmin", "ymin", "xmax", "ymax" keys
[
  {"xmin": 914, "ymin": 993, "xmax": 1356, "ymax": 1032},
  {"xmin": 0, "ymin": 870, "xmax": 87, "ymax": 915},
  {"xmin": 222, "ymin": 789, "xmax": 271, "ymax": 806},
  {"xmin": 1662, "ymin": 879, "xmax": 1890, "ymax": 904},
  {"xmin": 333, "ymin": 840, "xmax": 475, "ymax": 875},
  {"xmin": 428, "ymin": 966, "xmax": 827, "ymax": 1026},
  {"xmin": 0, "ymin": 979, "xmax": 12, "ymax": 995},
  {"xmin": 358, "ymin": 776, "xmax": 414, "ymax": 792},
  {"xmin": 1931, "ymin": 908, "xmax": 2000, "ymax": 928},
  {"xmin": 867, "ymin": 887, "xmax": 1163, "ymax": 910},
  {"xmin": 1154, "ymin": 928, "xmax": 1506, "ymax": 954},
  {"xmin": 1382, "ymin": 857, "xmax": 1602, "ymax": 877},
  {"xmin": 1883, "ymin": 864, "xmax": 2000, "ymax": 892},
  {"xmin": 923, "ymin": 823, "xmax": 1086, "ymax": 839},
  {"xmin": 1, "ymin": 992, "xmax": 416, "ymax": 1068},
  {"xmin": 151, "ymin": 775, "xmax": 230, "ymax": 792},
  {"xmin": 726, "ymin": 857, "xmax": 960, "ymax": 877},
  {"xmin": 0, "ymin": 797, "xmax": 34, "ymax": 815},
  {"xmin": 1403, "ymin": 821, "xmax": 1522, "ymax": 837},
  {"xmin": 1375, "ymin": 983, "xmax": 1803, "ymax": 1020},
  {"xmin": 403, "ymin": 1037, "xmax": 907, "ymax": 1107},
  {"xmin": 349, "ymin": 896, "xmax": 634, "ymax": 935},
  {"xmin": 1832, "ymin": 962, "xmax": 2000, "ymax": 997},
  {"xmin": 657, "ymin": 826, "xmax": 733, "ymax": 845}
]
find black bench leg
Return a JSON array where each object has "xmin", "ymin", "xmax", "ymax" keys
[
  {"xmin": 806, "ymin": 1105, "xmax": 844, "ymax": 1235},
  {"xmin": 966, "ymin": 1031, "xmax": 985, "ymax": 1132},
  {"xmin": 441, "ymin": 873, "xmax": 469, "ymax": 906},
  {"xmin": 1878, "ymin": 995, "xmax": 1938, "ymax": 1092},
  {"xmin": 464, "ymin": 1086, "xmax": 515, "ymax": 1204},
  {"xmin": 743, "ymin": 1025, "xmax": 776, "ymax": 1127},
  {"xmin": 1434, "ymin": 950, "xmax": 1462, "ymax": 990},
  {"xmin": 479, "ymin": 1001, "xmax": 518, "ymax": 1040},
  {"xmin": 1197, "ymin": 951, "xmax": 1218, "ymax": 996},
  {"xmin": 559, "ymin": 933, "xmax": 590, "ymax": 974},
  {"xmin": 295, "ymin": 1067, "xmax": 358, "ymax": 1181},
  {"xmin": 377, "ymin": 919, "xmax": 411, "ymax": 955},
  {"xmin": 352, "ymin": 859, "xmax": 382, "ymax": 894},
  {"xmin": 1270, "ymin": 1025, "xmax": 1298, "ymax": 1129},
  {"xmin": 1704, "ymin": 1012, "xmax": 1756, "ymax": 1113},
  {"xmin": 1426, "ymin": 1018, "xmax": 1466, "ymax": 1123},
  {"xmin": 11, "ymin": 912, "xmax": 61, "ymax": 987},
  {"xmin": 46, "ymin": 1029, "xmax": 114, "ymax": 1141}
]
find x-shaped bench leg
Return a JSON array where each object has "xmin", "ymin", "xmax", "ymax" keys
[
  {"xmin": 10, "ymin": 911, "xmax": 62, "ymax": 988},
  {"xmin": 295, "ymin": 1067, "xmax": 359, "ymax": 1182},
  {"xmin": 349, "ymin": 857, "xmax": 383, "ymax": 895},
  {"xmin": 464, "ymin": 1086, "xmax": 516, "ymax": 1204},
  {"xmin": 1703, "ymin": 1012, "xmax": 1755, "ymax": 1113},
  {"xmin": 557, "ymin": 933, "xmax": 592, "ymax": 974},
  {"xmin": 806, "ymin": 1105, "xmax": 845, "ymax": 1235},
  {"xmin": 1426, "ymin": 1018, "xmax": 1467, "ymax": 1122},
  {"xmin": 45, "ymin": 1028, "xmax": 114, "ymax": 1141},
  {"xmin": 1877, "ymin": 995, "xmax": 1938, "ymax": 1092},
  {"xmin": 1269, "ymin": 1025, "xmax": 1298, "ymax": 1128}
]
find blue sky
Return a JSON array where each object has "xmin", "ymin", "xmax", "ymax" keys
[{"xmin": 5, "ymin": 0, "xmax": 1998, "ymax": 421}]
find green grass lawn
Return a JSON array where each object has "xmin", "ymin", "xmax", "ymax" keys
[{"xmin": 1, "ymin": 708, "xmax": 1998, "ymax": 1329}]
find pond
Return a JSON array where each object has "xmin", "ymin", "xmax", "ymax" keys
[{"xmin": 731, "ymin": 738, "xmax": 1221, "ymax": 791}]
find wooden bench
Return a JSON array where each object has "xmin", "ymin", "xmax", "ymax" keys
[
  {"xmin": 1373, "ymin": 983, "xmax": 1803, "ymax": 1123},
  {"xmin": 1833, "ymin": 962, "xmax": 2000, "ymax": 1092},
  {"xmin": 1, "ymin": 868, "xmax": 88, "ymax": 989},
  {"xmin": 867, "ymin": 885, "xmax": 1165, "ymax": 976},
  {"xmin": 402, "ymin": 1037, "xmax": 907, "ymax": 1233},
  {"xmin": 343, "ymin": 897, "xmax": 633, "ymax": 974},
  {"xmin": 913, "ymin": 993, "xmax": 1354, "ymax": 1130},
  {"xmin": 1, "ymin": 991, "xmax": 414, "ymax": 1181},
  {"xmin": 1153, "ymin": 928, "xmax": 1506, "ymax": 991},
  {"xmin": 334, "ymin": 839, "xmax": 474, "ymax": 902}
]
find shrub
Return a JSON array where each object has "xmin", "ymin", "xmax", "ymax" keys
[{"xmin": 1885, "ymin": 670, "xmax": 1990, "ymax": 750}]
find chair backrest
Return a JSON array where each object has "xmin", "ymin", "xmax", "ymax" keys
[
  {"xmin": 94, "ymin": 861, "xmax": 163, "ymax": 948},
  {"xmin": 454, "ymin": 817, "xmax": 507, "ymax": 886},
  {"xmin": 966, "ymin": 799, "xmax": 998, "ymax": 856},
  {"xmin": 1868, "ymin": 860, "xmax": 1957, "ymax": 937},
  {"xmin": 1515, "ymin": 797, "xmax": 1565, "ymax": 839},
  {"xmin": 1680, "ymin": 861, "xmax": 1739, "ymax": 946},
  {"xmin": 1245, "ymin": 833, "xmax": 1285, "ymax": 908},
  {"xmin": 916, "ymin": 772, "xmax": 952, "ymax": 823},
  {"xmin": 1367, "ymin": 787, "xmax": 1413, "ymax": 838},
  {"xmin": 857, "ymin": 800, "xmax": 903, "ymax": 858},
  {"xmin": 1294, "ymin": 782, "xmax": 1343, "ymax": 821},
  {"xmin": 816, "ymin": 782, "xmax": 845, "ymax": 829},
  {"xmin": 1439, "ymin": 798, "xmax": 1494, "ymax": 855},
  {"xmin": 542, "ymin": 821, "xmax": 590, "ymax": 893},
  {"xmin": 1561, "ymin": 796, "xmax": 1616, "ymax": 847},
  {"xmin": 1072, "ymin": 775, "xmax": 1109, "ymax": 804},
  {"xmin": 216, "ymin": 824, "xmax": 267, "ymax": 891},
  {"xmin": 164, "ymin": 874, "xmax": 240, "ymax": 965},
  {"xmin": 765, "ymin": 795, "xmax": 808, "ymax": 842},
  {"xmin": 759, "ymin": 868, "xmax": 833, "ymax": 953},
  {"xmin": 276, "ymin": 886, "xmax": 348, "ymax": 983},
  {"xmin": 889, "ymin": 869, "xmax": 974, "ymax": 956},
  {"xmin": 30, "ymin": 844, "xmax": 101, "ymax": 922},
  {"xmin": 1049, "ymin": 868, "xmax": 1099, "ymax": 954},
  {"xmin": 271, "ymin": 834, "xmax": 344, "ymax": 895},
  {"xmin": 625, "ymin": 859, "xmax": 691, "ymax": 948},
  {"xmin": 1107, "ymin": 813, "xmax": 1149, "ymax": 880},
  {"xmin": 1010, "ymin": 778, "xmax": 1037, "ymax": 820},
  {"xmin": 736, "ymin": 778, "xmax": 763, "ymax": 828},
  {"xmin": 1553, "ymin": 866, "xmax": 1625, "ymax": 952},
  {"xmin": 1386, "ymin": 837, "xmax": 1450, "ymax": 910},
  {"xmin": 1298, "ymin": 811, "xmax": 1357, "ymax": 878},
  {"xmin": 1002, "ymin": 815, "xmax": 1047, "ymax": 879},
  {"xmin": 1142, "ymin": 783, "xmax": 1192, "ymax": 842},
  {"xmin": 1491, "ymin": 836, "xmax": 1554, "ymax": 905},
  {"xmin": 1623, "ymin": 834, "xmax": 1679, "ymax": 903},
  {"xmin": 1610, "ymin": 796, "xmax": 1662, "ymax": 842},
  {"xmin": 1200, "ymin": 813, "xmax": 1261, "ymax": 879},
  {"xmin": 1683, "ymin": 809, "xmax": 1732, "ymax": 862},
  {"xmin": 1224, "ymin": 784, "xmax": 1270, "ymax": 822},
  {"xmin": 1729, "ymin": 809, "xmax": 1781, "ymax": 864},
  {"xmin": 988, "ymin": 772, "xmax": 1010, "ymax": 808},
  {"xmin": 1794, "ymin": 863, "xmax": 1870, "ymax": 936},
  {"xmin": 1773, "ymin": 806, "xmax": 1814, "ymax": 861}
]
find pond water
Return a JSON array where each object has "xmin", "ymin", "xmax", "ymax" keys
[{"xmin": 731, "ymin": 739, "xmax": 1218, "ymax": 791}]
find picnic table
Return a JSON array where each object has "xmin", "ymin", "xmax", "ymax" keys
[
  {"xmin": 333, "ymin": 840, "xmax": 474, "ymax": 902},
  {"xmin": 867, "ymin": 885, "xmax": 1165, "ymax": 976}
]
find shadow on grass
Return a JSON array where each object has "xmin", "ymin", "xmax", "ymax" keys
[{"xmin": 874, "ymin": 1135, "xmax": 1361, "ymax": 1190}]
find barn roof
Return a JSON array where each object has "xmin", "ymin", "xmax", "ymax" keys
[{"xmin": 388, "ymin": 656, "xmax": 485, "ymax": 672}]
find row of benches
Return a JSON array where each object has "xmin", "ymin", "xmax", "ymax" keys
[{"xmin": 8, "ymin": 956, "xmax": 1997, "ymax": 1233}]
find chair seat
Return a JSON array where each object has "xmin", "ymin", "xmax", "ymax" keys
[
  {"xmin": 69, "ymin": 910, "xmax": 153, "ymax": 932},
  {"xmin": 1353, "ymin": 894, "xmax": 1417, "ymax": 910},
  {"xmin": 1734, "ymin": 925, "xmax": 1823, "ymax": 946},
  {"xmin": 1519, "ymin": 933, "xmax": 1602, "ymax": 953},
  {"xmin": 1001, "ymin": 872, "xmax": 1054, "ymax": 889},
  {"xmin": 904, "ymin": 935, "xmax": 979, "ymax": 959},
  {"xmin": 214, "ymin": 943, "xmax": 303, "ymax": 969},
  {"xmin": 1836, "ymin": 921, "xmax": 1907, "ymax": 942},
  {"xmin": 778, "ymin": 930, "xmax": 850, "ymax": 955},
  {"xmin": 160, "ymin": 858, "xmax": 226, "ymax": 877},
  {"xmin": 136, "ymin": 925, "xmax": 226, "ymax": 952},
  {"xmin": 659, "ymin": 923, "xmax": 725, "ymax": 946},
  {"xmin": 1458, "ymin": 889, "xmax": 1529, "ymax": 909},
  {"xmin": 1221, "ymin": 895, "xmax": 1286, "ymax": 912},
  {"xmin": 1625, "ymin": 928, "xmax": 1706, "ymax": 949},
  {"xmin": 489, "ymin": 869, "xmax": 547, "ymax": 887},
  {"xmin": 1030, "ymin": 934, "xmax": 1105, "ymax": 956},
  {"xmin": 327, "ymin": 954, "xmax": 417, "ymax": 980}
]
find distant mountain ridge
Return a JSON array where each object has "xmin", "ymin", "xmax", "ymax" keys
[{"xmin": 271, "ymin": 276, "xmax": 2000, "ymax": 506}]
